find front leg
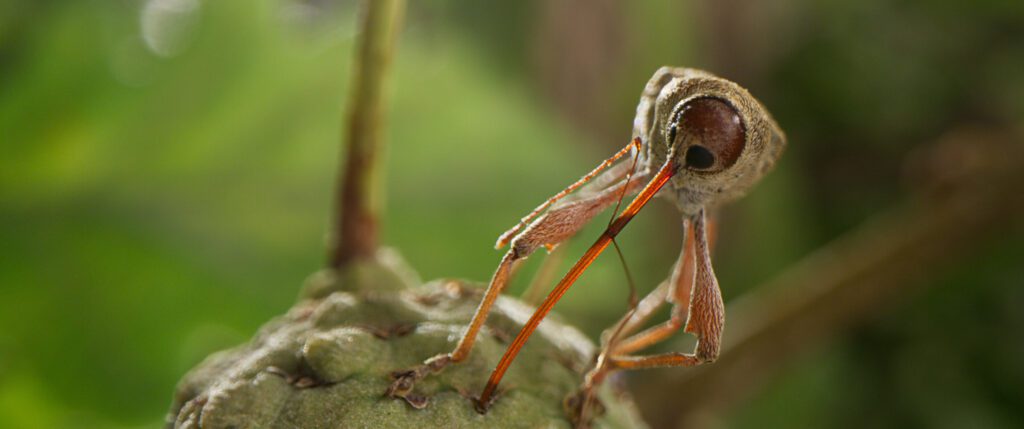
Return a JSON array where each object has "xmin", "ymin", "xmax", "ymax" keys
[
  {"xmin": 683, "ymin": 208, "xmax": 724, "ymax": 361},
  {"xmin": 386, "ymin": 172, "xmax": 647, "ymax": 404},
  {"xmin": 570, "ymin": 210, "xmax": 721, "ymax": 425},
  {"xmin": 607, "ymin": 208, "xmax": 724, "ymax": 370}
]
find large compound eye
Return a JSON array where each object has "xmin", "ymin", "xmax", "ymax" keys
[{"xmin": 674, "ymin": 97, "xmax": 746, "ymax": 172}]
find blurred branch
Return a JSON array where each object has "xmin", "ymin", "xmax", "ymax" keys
[
  {"xmin": 328, "ymin": 0, "xmax": 406, "ymax": 269},
  {"xmin": 632, "ymin": 127, "xmax": 1024, "ymax": 428}
]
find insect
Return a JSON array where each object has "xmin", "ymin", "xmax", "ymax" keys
[{"xmin": 387, "ymin": 67, "xmax": 785, "ymax": 417}]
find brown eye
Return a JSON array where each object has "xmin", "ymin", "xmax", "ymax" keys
[{"xmin": 674, "ymin": 97, "xmax": 746, "ymax": 172}]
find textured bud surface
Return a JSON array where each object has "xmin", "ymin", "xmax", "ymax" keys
[{"xmin": 168, "ymin": 254, "xmax": 647, "ymax": 428}]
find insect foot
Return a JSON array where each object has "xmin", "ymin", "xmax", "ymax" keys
[{"xmin": 384, "ymin": 353, "xmax": 451, "ymax": 401}]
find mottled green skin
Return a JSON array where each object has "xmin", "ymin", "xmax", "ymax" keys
[{"xmin": 167, "ymin": 251, "xmax": 647, "ymax": 428}]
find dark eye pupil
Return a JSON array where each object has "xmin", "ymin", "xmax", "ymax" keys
[
  {"xmin": 685, "ymin": 145, "xmax": 715, "ymax": 169},
  {"xmin": 672, "ymin": 97, "xmax": 746, "ymax": 172}
]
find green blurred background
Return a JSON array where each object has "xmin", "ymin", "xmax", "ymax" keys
[{"xmin": 2, "ymin": 0, "xmax": 1022, "ymax": 427}]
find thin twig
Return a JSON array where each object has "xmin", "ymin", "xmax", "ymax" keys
[{"xmin": 328, "ymin": 0, "xmax": 406, "ymax": 269}]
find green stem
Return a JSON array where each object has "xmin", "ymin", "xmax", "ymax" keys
[{"xmin": 329, "ymin": 0, "xmax": 406, "ymax": 269}]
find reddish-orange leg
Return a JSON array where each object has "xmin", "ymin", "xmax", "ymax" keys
[
  {"xmin": 601, "ymin": 215, "xmax": 716, "ymax": 356},
  {"xmin": 607, "ymin": 209, "xmax": 723, "ymax": 367},
  {"xmin": 570, "ymin": 212, "xmax": 720, "ymax": 425},
  {"xmin": 603, "ymin": 218, "xmax": 698, "ymax": 357},
  {"xmin": 475, "ymin": 155, "xmax": 679, "ymax": 412},
  {"xmin": 565, "ymin": 224, "xmax": 695, "ymax": 427},
  {"xmin": 386, "ymin": 139, "xmax": 643, "ymax": 400}
]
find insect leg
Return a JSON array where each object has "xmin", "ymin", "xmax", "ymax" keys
[
  {"xmin": 570, "ymin": 219, "xmax": 695, "ymax": 426},
  {"xmin": 597, "ymin": 217, "xmax": 695, "ymax": 351},
  {"xmin": 604, "ymin": 209, "xmax": 724, "ymax": 370},
  {"xmin": 495, "ymin": 138, "xmax": 640, "ymax": 249},
  {"xmin": 476, "ymin": 158, "xmax": 677, "ymax": 413},
  {"xmin": 386, "ymin": 169, "xmax": 647, "ymax": 401}
]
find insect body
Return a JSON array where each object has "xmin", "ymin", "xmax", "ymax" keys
[{"xmin": 387, "ymin": 67, "xmax": 785, "ymax": 417}]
